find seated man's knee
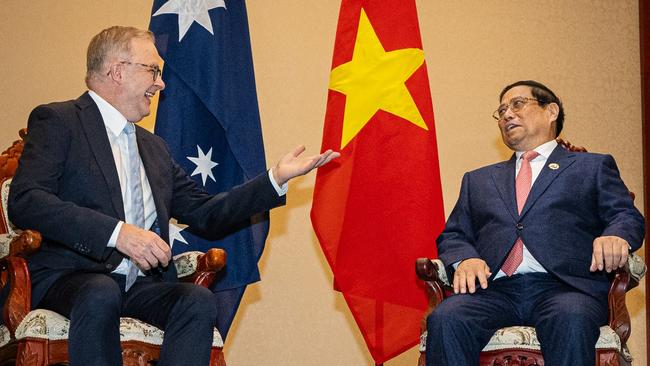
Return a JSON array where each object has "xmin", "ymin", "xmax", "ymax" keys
[
  {"xmin": 70, "ymin": 275, "xmax": 122, "ymax": 319},
  {"xmin": 548, "ymin": 308, "xmax": 601, "ymax": 332},
  {"xmin": 427, "ymin": 300, "xmax": 463, "ymax": 334},
  {"xmin": 76, "ymin": 275, "xmax": 122, "ymax": 307},
  {"xmin": 176, "ymin": 285, "xmax": 218, "ymax": 320},
  {"xmin": 536, "ymin": 294, "xmax": 606, "ymax": 340}
]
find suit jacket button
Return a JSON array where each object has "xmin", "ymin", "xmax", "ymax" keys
[
  {"xmin": 516, "ymin": 223, "xmax": 524, "ymax": 230},
  {"xmin": 106, "ymin": 263, "xmax": 114, "ymax": 270}
]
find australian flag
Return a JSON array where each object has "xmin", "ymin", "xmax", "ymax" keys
[{"xmin": 149, "ymin": 0, "xmax": 268, "ymax": 338}]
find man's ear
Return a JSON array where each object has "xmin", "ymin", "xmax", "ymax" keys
[
  {"xmin": 545, "ymin": 102, "xmax": 559, "ymax": 123},
  {"xmin": 107, "ymin": 63, "xmax": 123, "ymax": 84}
]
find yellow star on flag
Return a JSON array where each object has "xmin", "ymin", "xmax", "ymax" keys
[{"xmin": 329, "ymin": 8, "xmax": 428, "ymax": 149}]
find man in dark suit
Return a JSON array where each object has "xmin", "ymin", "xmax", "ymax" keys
[
  {"xmin": 425, "ymin": 80, "xmax": 645, "ymax": 366},
  {"xmin": 8, "ymin": 26, "xmax": 338, "ymax": 366}
]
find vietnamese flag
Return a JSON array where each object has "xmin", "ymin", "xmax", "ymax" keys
[{"xmin": 311, "ymin": 0, "xmax": 445, "ymax": 364}]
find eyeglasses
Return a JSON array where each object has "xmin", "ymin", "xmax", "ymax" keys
[
  {"xmin": 111, "ymin": 61, "xmax": 162, "ymax": 82},
  {"xmin": 492, "ymin": 97, "xmax": 539, "ymax": 121}
]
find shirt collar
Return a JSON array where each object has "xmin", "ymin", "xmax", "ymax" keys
[
  {"xmin": 515, "ymin": 139, "xmax": 558, "ymax": 161},
  {"xmin": 88, "ymin": 90, "xmax": 129, "ymax": 136}
]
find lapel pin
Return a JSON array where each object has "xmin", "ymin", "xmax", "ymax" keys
[{"xmin": 548, "ymin": 163, "xmax": 559, "ymax": 170}]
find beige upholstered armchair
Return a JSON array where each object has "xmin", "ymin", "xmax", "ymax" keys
[
  {"xmin": 416, "ymin": 254, "xmax": 646, "ymax": 366},
  {"xmin": 0, "ymin": 129, "xmax": 228, "ymax": 366},
  {"xmin": 416, "ymin": 139, "xmax": 646, "ymax": 366}
]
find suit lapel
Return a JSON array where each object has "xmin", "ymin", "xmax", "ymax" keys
[
  {"xmin": 519, "ymin": 145, "xmax": 576, "ymax": 218},
  {"xmin": 136, "ymin": 128, "xmax": 169, "ymax": 242},
  {"xmin": 490, "ymin": 154, "xmax": 518, "ymax": 221},
  {"xmin": 76, "ymin": 92, "xmax": 126, "ymax": 220}
]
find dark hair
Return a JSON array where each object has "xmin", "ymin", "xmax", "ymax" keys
[{"xmin": 499, "ymin": 80, "xmax": 564, "ymax": 137}]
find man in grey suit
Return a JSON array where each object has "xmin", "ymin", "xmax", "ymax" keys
[
  {"xmin": 426, "ymin": 80, "xmax": 644, "ymax": 366},
  {"xmin": 8, "ymin": 26, "xmax": 338, "ymax": 366}
]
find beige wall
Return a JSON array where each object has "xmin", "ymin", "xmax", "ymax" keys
[{"xmin": 0, "ymin": 1, "xmax": 645, "ymax": 365}]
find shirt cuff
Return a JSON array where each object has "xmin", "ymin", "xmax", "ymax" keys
[
  {"xmin": 268, "ymin": 169, "xmax": 288, "ymax": 196},
  {"xmin": 107, "ymin": 221, "xmax": 123, "ymax": 248}
]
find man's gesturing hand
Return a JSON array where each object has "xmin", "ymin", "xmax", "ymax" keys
[
  {"xmin": 454, "ymin": 258, "xmax": 492, "ymax": 294},
  {"xmin": 271, "ymin": 145, "xmax": 340, "ymax": 186},
  {"xmin": 116, "ymin": 223, "xmax": 172, "ymax": 270},
  {"xmin": 590, "ymin": 235, "xmax": 629, "ymax": 273}
]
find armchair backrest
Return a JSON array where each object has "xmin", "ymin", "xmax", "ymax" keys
[{"xmin": 0, "ymin": 129, "xmax": 25, "ymax": 236}]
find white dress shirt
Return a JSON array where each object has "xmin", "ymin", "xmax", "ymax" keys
[
  {"xmin": 88, "ymin": 90, "xmax": 287, "ymax": 276},
  {"xmin": 493, "ymin": 139, "xmax": 557, "ymax": 278},
  {"xmin": 452, "ymin": 139, "xmax": 557, "ymax": 278},
  {"xmin": 88, "ymin": 91, "xmax": 157, "ymax": 275}
]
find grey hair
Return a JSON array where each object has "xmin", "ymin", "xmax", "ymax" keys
[{"xmin": 85, "ymin": 26, "xmax": 154, "ymax": 86}]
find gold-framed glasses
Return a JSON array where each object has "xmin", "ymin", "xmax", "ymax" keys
[{"xmin": 492, "ymin": 97, "xmax": 539, "ymax": 121}]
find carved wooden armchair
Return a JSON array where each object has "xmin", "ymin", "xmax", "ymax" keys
[
  {"xmin": 416, "ymin": 139, "xmax": 647, "ymax": 366},
  {"xmin": 0, "ymin": 129, "xmax": 228, "ymax": 366}
]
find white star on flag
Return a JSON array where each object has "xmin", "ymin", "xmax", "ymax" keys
[
  {"xmin": 152, "ymin": 0, "xmax": 226, "ymax": 42},
  {"xmin": 168, "ymin": 221, "xmax": 189, "ymax": 249},
  {"xmin": 187, "ymin": 145, "xmax": 219, "ymax": 186}
]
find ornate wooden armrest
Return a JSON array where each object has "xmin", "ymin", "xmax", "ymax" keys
[
  {"xmin": 416, "ymin": 258, "xmax": 451, "ymax": 287},
  {"xmin": 2, "ymin": 256, "xmax": 32, "ymax": 337},
  {"xmin": 9, "ymin": 230, "xmax": 41, "ymax": 257},
  {"xmin": 174, "ymin": 248, "xmax": 226, "ymax": 288},
  {"xmin": 0, "ymin": 230, "xmax": 42, "ymax": 262},
  {"xmin": 415, "ymin": 258, "xmax": 451, "ymax": 332},
  {"xmin": 608, "ymin": 253, "xmax": 646, "ymax": 346},
  {"xmin": 0, "ymin": 230, "xmax": 41, "ymax": 337}
]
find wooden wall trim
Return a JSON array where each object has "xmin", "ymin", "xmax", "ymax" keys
[{"xmin": 640, "ymin": 0, "xmax": 650, "ymax": 360}]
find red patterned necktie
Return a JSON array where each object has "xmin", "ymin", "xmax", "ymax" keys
[{"xmin": 501, "ymin": 150, "xmax": 539, "ymax": 276}]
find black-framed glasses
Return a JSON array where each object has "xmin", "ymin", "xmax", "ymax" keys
[
  {"xmin": 114, "ymin": 61, "xmax": 162, "ymax": 82},
  {"xmin": 492, "ymin": 97, "xmax": 539, "ymax": 121}
]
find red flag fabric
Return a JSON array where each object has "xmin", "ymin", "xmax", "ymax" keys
[{"xmin": 311, "ymin": 0, "xmax": 446, "ymax": 363}]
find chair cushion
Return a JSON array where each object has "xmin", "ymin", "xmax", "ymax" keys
[
  {"xmin": 420, "ymin": 325, "xmax": 623, "ymax": 353},
  {"xmin": 432, "ymin": 259, "xmax": 450, "ymax": 286},
  {"xmin": 15, "ymin": 309, "xmax": 224, "ymax": 347},
  {"xmin": 0, "ymin": 325, "xmax": 10, "ymax": 347},
  {"xmin": 173, "ymin": 251, "xmax": 204, "ymax": 278},
  {"xmin": 0, "ymin": 233, "xmax": 15, "ymax": 258},
  {"xmin": 1, "ymin": 178, "xmax": 17, "ymax": 236},
  {"xmin": 629, "ymin": 252, "xmax": 646, "ymax": 282}
]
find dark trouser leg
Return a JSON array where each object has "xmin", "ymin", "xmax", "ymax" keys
[
  {"xmin": 425, "ymin": 277, "xmax": 523, "ymax": 366},
  {"xmin": 529, "ymin": 279, "xmax": 607, "ymax": 366},
  {"xmin": 121, "ymin": 278, "xmax": 218, "ymax": 366},
  {"xmin": 39, "ymin": 272, "xmax": 123, "ymax": 366}
]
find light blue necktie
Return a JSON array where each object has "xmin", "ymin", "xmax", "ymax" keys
[{"xmin": 124, "ymin": 122, "xmax": 145, "ymax": 291}]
